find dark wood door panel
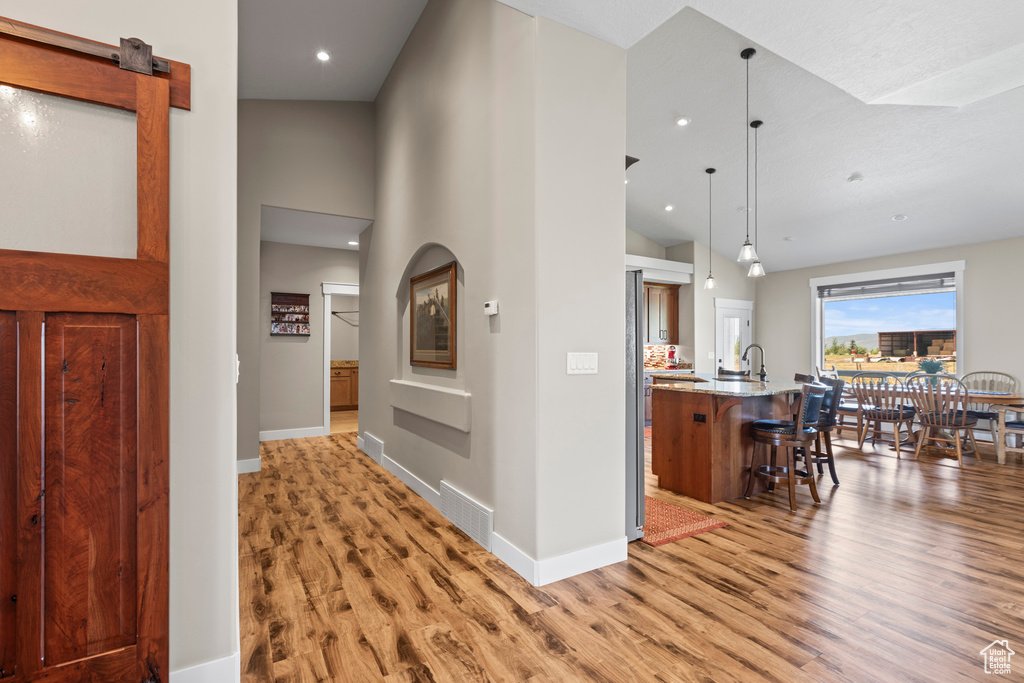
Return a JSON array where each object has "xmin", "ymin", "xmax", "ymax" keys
[
  {"xmin": 0, "ymin": 312, "xmax": 15, "ymax": 678},
  {"xmin": 43, "ymin": 314, "xmax": 137, "ymax": 667}
]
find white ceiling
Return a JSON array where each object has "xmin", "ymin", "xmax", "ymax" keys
[
  {"xmin": 624, "ymin": 7, "xmax": 1024, "ymax": 271},
  {"xmin": 238, "ymin": 0, "xmax": 427, "ymax": 101},
  {"xmin": 241, "ymin": 0, "xmax": 1024, "ymax": 272},
  {"xmin": 260, "ymin": 206, "xmax": 371, "ymax": 251}
]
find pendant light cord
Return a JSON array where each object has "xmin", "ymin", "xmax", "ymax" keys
[
  {"xmin": 745, "ymin": 55, "xmax": 750, "ymax": 243},
  {"xmin": 753, "ymin": 123, "xmax": 758, "ymax": 251},
  {"xmin": 708, "ymin": 170, "xmax": 713, "ymax": 276}
]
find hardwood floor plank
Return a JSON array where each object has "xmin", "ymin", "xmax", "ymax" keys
[{"xmin": 239, "ymin": 433, "xmax": 1024, "ymax": 682}]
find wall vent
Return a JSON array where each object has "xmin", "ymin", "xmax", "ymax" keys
[
  {"xmin": 361, "ymin": 432, "xmax": 384, "ymax": 465},
  {"xmin": 440, "ymin": 480, "xmax": 493, "ymax": 551}
]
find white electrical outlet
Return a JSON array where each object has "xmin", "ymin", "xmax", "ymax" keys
[
  {"xmin": 707, "ymin": 351, "xmax": 715, "ymax": 360},
  {"xmin": 567, "ymin": 352, "xmax": 598, "ymax": 375}
]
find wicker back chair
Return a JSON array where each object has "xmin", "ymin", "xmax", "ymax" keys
[{"xmin": 904, "ymin": 373, "xmax": 979, "ymax": 467}]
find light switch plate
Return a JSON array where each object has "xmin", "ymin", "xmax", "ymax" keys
[
  {"xmin": 567, "ymin": 352, "xmax": 598, "ymax": 375},
  {"xmin": 707, "ymin": 351, "xmax": 715, "ymax": 360}
]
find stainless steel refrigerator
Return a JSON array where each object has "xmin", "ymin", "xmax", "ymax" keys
[{"xmin": 625, "ymin": 270, "xmax": 645, "ymax": 542}]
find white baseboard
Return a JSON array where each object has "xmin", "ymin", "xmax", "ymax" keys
[
  {"xmin": 356, "ymin": 435, "xmax": 365, "ymax": 452},
  {"xmin": 171, "ymin": 650, "xmax": 240, "ymax": 683},
  {"xmin": 236, "ymin": 457, "xmax": 261, "ymax": 474},
  {"xmin": 382, "ymin": 454, "xmax": 441, "ymax": 509},
  {"xmin": 259, "ymin": 426, "xmax": 324, "ymax": 441},
  {"xmin": 492, "ymin": 533, "xmax": 627, "ymax": 587},
  {"xmin": 364, "ymin": 438, "xmax": 625, "ymax": 588}
]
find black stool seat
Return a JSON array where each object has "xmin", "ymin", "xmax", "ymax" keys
[
  {"xmin": 745, "ymin": 382, "xmax": 828, "ymax": 511},
  {"xmin": 966, "ymin": 409, "xmax": 998, "ymax": 421},
  {"xmin": 752, "ymin": 420, "xmax": 817, "ymax": 436},
  {"xmin": 1007, "ymin": 420, "xmax": 1024, "ymax": 429},
  {"xmin": 919, "ymin": 411, "xmax": 978, "ymax": 428}
]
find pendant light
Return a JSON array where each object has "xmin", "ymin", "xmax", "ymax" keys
[
  {"xmin": 747, "ymin": 120, "xmax": 766, "ymax": 278},
  {"xmin": 737, "ymin": 48, "xmax": 758, "ymax": 263},
  {"xmin": 703, "ymin": 168, "xmax": 718, "ymax": 290}
]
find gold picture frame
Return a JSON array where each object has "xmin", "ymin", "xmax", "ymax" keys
[{"xmin": 410, "ymin": 262, "xmax": 457, "ymax": 369}]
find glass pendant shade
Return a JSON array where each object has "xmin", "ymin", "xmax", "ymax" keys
[
  {"xmin": 703, "ymin": 273, "xmax": 718, "ymax": 290},
  {"xmin": 747, "ymin": 259, "xmax": 765, "ymax": 278},
  {"xmin": 737, "ymin": 239, "xmax": 757, "ymax": 262}
]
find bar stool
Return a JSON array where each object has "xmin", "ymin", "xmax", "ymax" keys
[
  {"xmin": 804, "ymin": 376, "xmax": 846, "ymax": 486},
  {"xmin": 745, "ymin": 383, "xmax": 828, "ymax": 511}
]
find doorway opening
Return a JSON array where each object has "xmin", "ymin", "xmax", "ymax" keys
[
  {"xmin": 323, "ymin": 282, "xmax": 360, "ymax": 434},
  {"xmin": 715, "ymin": 298, "xmax": 753, "ymax": 374}
]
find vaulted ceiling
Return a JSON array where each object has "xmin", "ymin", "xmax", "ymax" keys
[{"xmin": 240, "ymin": 0, "xmax": 1024, "ymax": 271}]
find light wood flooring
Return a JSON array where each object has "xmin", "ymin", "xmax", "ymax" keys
[
  {"xmin": 330, "ymin": 409, "xmax": 358, "ymax": 434},
  {"xmin": 239, "ymin": 431, "xmax": 1024, "ymax": 682}
]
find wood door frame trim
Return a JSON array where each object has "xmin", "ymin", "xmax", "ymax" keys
[{"xmin": 0, "ymin": 15, "xmax": 191, "ymax": 110}]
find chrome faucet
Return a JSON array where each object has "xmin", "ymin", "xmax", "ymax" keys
[{"xmin": 741, "ymin": 343, "xmax": 768, "ymax": 381}]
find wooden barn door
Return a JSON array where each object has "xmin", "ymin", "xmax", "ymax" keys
[{"xmin": 0, "ymin": 19, "xmax": 190, "ymax": 683}]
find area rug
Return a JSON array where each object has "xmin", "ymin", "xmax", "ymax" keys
[{"xmin": 641, "ymin": 496, "xmax": 727, "ymax": 547}]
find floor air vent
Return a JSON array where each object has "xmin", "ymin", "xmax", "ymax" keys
[
  {"xmin": 362, "ymin": 432, "xmax": 384, "ymax": 464},
  {"xmin": 440, "ymin": 481, "xmax": 493, "ymax": 551}
]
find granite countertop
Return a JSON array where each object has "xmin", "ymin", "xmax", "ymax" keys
[
  {"xmin": 644, "ymin": 364, "xmax": 693, "ymax": 372},
  {"xmin": 650, "ymin": 372, "xmax": 803, "ymax": 397},
  {"xmin": 331, "ymin": 360, "xmax": 359, "ymax": 369}
]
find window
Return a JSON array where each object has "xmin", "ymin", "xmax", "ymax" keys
[{"xmin": 809, "ymin": 261, "xmax": 965, "ymax": 377}]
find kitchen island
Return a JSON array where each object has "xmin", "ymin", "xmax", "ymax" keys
[{"xmin": 650, "ymin": 373, "xmax": 804, "ymax": 503}]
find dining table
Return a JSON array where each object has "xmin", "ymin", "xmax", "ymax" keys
[{"xmin": 836, "ymin": 385, "xmax": 1024, "ymax": 464}]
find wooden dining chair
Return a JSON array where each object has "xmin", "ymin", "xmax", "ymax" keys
[
  {"xmin": 849, "ymin": 372, "xmax": 915, "ymax": 456},
  {"xmin": 960, "ymin": 371, "xmax": 1018, "ymax": 444},
  {"xmin": 904, "ymin": 373, "xmax": 980, "ymax": 467},
  {"xmin": 996, "ymin": 404, "xmax": 1024, "ymax": 464}
]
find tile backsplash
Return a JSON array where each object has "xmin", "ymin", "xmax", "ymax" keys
[{"xmin": 644, "ymin": 345, "xmax": 692, "ymax": 370}]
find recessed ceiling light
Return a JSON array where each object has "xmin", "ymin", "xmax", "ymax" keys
[
  {"xmin": 847, "ymin": 173, "xmax": 864, "ymax": 183},
  {"xmin": 316, "ymin": 50, "xmax": 331, "ymax": 62},
  {"xmin": 892, "ymin": 214, "xmax": 908, "ymax": 222},
  {"xmin": 348, "ymin": 241, "xmax": 358, "ymax": 246},
  {"xmin": 624, "ymin": 179, "xmax": 629, "ymax": 185},
  {"xmin": 665, "ymin": 205, "xmax": 674, "ymax": 212},
  {"xmin": 784, "ymin": 236, "xmax": 796, "ymax": 241},
  {"xmin": 674, "ymin": 116, "xmax": 691, "ymax": 127}
]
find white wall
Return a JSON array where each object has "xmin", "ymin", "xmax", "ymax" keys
[
  {"xmin": 259, "ymin": 241, "xmax": 359, "ymax": 433},
  {"xmin": 1, "ymin": 2, "xmax": 240, "ymax": 675},
  {"xmin": 534, "ymin": 16, "xmax": 626, "ymax": 560},
  {"xmin": 238, "ymin": 101, "xmax": 374, "ymax": 459},
  {"xmin": 626, "ymin": 228, "xmax": 666, "ymax": 259},
  {"xmin": 331, "ymin": 295, "xmax": 359, "ymax": 360},
  {"xmin": 366, "ymin": 0, "xmax": 539, "ymax": 556},
  {"xmin": 756, "ymin": 236, "xmax": 1024, "ymax": 384},
  {"xmin": 669, "ymin": 241, "xmax": 756, "ymax": 373},
  {"xmin": 365, "ymin": 0, "xmax": 626, "ymax": 570}
]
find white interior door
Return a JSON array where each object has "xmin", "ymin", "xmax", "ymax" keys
[{"xmin": 715, "ymin": 299, "xmax": 753, "ymax": 372}]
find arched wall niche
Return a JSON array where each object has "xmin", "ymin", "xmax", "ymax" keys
[{"xmin": 395, "ymin": 242, "xmax": 465, "ymax": 389}]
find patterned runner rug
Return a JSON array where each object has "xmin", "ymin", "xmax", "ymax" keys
[{"xmin": 641, "ymin": 496, "xmax": 727, "ymax": 547}]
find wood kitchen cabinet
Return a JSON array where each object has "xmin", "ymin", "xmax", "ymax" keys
[
  {"xmin": 644, "ymin": 282, "xmax": 679, "ymax": 344},
  {"xmin": 331, "ymin": 366, "xmax": 359, "ymax": 410}
]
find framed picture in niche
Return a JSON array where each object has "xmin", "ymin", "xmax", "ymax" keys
[{"xmin": 410, "ymin": 262, "xmax": 456, "ymax": 369}]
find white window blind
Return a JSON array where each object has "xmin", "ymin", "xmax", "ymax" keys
[{"xmin": 817, "ymin": 272, "xmax": 955, "ymax": 301}]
